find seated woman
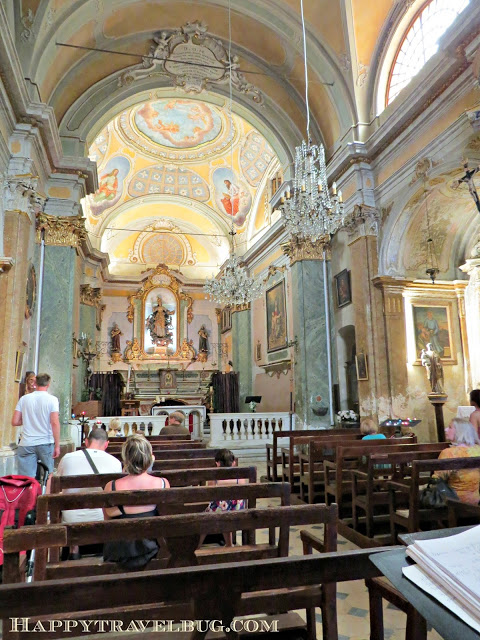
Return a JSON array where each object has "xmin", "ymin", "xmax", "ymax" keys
[
  {"xmin": 103, "ymin": 435, "xmax": 170, "ymax": 569},
  {"xmin": 360, "ymin": 418, "xmax": 386, "ymax": 440},
  {"xmin": 435, "ymin": 418, "xmax": 480, "ymax": 505},
  {"xmin": 107, "ymin": 417, "xmax": 121, "ymax": 438},
  {"xmin": 204, "ymin": 449, "xmax": 248, "ymax": 547}
]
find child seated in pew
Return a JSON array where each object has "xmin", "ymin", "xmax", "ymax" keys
[
  {"xmin": 203, "ymin": 449, "xmax": 248, "ymax": 547},
  {"xmin": 103, "ymin": 435, "xmax": 170, "ymax": 570}
]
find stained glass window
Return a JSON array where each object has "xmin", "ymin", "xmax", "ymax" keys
[{"xmin": 387, "ymin": 0, "xmax": 469, "ymax": 106}]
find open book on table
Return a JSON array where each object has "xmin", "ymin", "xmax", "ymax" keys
[{"xmin": 403, "ymin": 525, "xmax": 480, "ymax": 633}]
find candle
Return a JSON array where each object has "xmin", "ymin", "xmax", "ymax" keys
[
  {"xmin": 338, "ymin": 190, "xmax": 343, "ymax": 203},
  {"xmin": 317, "ymin": 179, "xmax": 323, "ymax": 193},
  {"xmin": 286, "ymin": 187, "xmax": 291, "ymax": 199},
  {"xmin": 332, "ymin": 181, "xmax": 337, "ymax": 196}
]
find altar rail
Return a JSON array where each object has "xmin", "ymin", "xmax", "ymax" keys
[{"xmin": 208, "ymin": 412, "xmax": 295, "ymax": 457}]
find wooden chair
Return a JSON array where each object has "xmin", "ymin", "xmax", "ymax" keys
[
  {"xmin": 388, "ymin": 456, "xmax": 480, "ymax": 542},
  {"xmin": 351, "ymin": 446, "xmax": 448, "ymax": 539}
]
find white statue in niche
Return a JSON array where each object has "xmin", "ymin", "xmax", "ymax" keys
[{"xmin": 146, "ymin": 295, "xmax": 175, "ymax": 345}]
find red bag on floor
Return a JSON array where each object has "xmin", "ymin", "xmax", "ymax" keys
[{"xmin": 0, "ymin": 475, "xmax": 41, "ymax": 565}]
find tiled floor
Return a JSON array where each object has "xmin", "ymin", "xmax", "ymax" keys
[{"xmin": 239, "ymin": 457, "xmax": 444, "ymax": 640}]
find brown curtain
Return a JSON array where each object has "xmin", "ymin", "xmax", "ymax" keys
[
  {"xmin": 211, "ymin": 372, "xmax": 239, "ymax": 413},
  {"xmin": 89, "ymin": 372, "xmax": 124, "ymax": 416}
]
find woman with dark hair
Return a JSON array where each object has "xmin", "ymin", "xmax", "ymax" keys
[{"xmin": 103, "ymin": 435, "xmax": 169, "ymax": 569}]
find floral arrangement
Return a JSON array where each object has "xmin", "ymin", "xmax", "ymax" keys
[{"xmin": 337, "ymin": 409, "xmax": 358, "ymax": 422}]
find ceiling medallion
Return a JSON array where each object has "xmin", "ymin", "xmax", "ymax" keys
[{"xmin": 118, "ymin": 21, "xmax": 263, "ymax": 105}]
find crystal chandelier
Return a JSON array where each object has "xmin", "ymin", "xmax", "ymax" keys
[
  {"xmin": 279, "ymin": 0, "xmax": 344, "ymax": 241},
  {"xmin": 204, "ymin": 251, "xmax": 263, "ymax": 305},
  {"xmin": 280, "ymin": 140, "xmax": 344, "ymax": 240},
  {"xmin": 203, "ymin": 0, "xmax": 263, "ymax": 305}
]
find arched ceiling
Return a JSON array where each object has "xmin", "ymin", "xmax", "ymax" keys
[
  {"xmin": 82, "ymin": 95, "xmax": 280, "ymax": 280},
  {"xmin": 17, "ymin": 0, "xmax": 359, "ymax": 153}
]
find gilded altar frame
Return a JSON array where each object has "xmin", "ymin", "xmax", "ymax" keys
[{"xmin": 127, "ymin": 264, "xmax": 193, "ymax": 360}]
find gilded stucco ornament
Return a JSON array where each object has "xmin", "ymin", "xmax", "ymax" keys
[
  {"xmin": 36, "ymin": 213, "xmax": 87, "ymax": 247},
  {"xmin": 118, "ymin": 21, "xmax": 263, "ymax": 104},
  {"xmin": 282, "ymin": 236, "xmax": 331, "ymax": 265},
  {"xmin": 127, "ymin": 263, "xmax": 193, "ymax": 324}
]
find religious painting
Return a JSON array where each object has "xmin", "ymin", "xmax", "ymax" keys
[
  {"xmin": 412, "ymin": 305, "xmax": 454, "ymax": 362},
  {"xmin": 255, "ymin": 341, "xmax": 262, "ymax": 362},
  {"xmin": 87, "ymin": 156, "xmax": 131, "ymax": 217},
  {"xmin": 25, "ymin": 264, "xmax": 36, "ymax": 319},
  {"xmin": 355, "ymin": 353, "xmax": 368, "ymax": 381},
  {"xmin": 213, "ymin": 167, "xmax": 252, "ymax": 227},
  {"xmin": 160, "ymin": 369, "xmax": 176, "ymax": 389},
  {"xmin": 134, "ymin": 99, "xmax": 222, "ymax": 148},
  {"xmin": 266, "ymin": 281, "xmax": 288, "ymax": 353},
  {"xmin": 221, "ymin": 307, "xmax": 232, "ymax": 333},
  {"xmin": 15, "ymin": 351, "xmax": 25, "ymax": 383},
  {"xmin": 334, "ymin": 269, "xmax": 351, "ymax": 308}
]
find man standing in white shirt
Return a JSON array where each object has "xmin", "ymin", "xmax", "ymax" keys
[
  {"xmin": 11, "ymin": 372, "xmax": 60, "ymax": 477},
  {"xmin": 55, "ymin": 427, "xmax": 122, "ymax": 524}
]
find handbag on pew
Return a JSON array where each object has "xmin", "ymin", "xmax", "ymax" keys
[{"xmin": 419, "ymin": 475, "xmax": 457, "ymax": 508}]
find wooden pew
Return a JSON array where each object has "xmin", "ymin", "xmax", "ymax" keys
[
  {"xmin": 0, "ymin": 538, "xmax": 397, "ymax": 640},
  {"xmin": 266, "ymin": 427, "xmax": 361, "ymax": 482},
  {"xmin": 323, "ymin": 438, "xmax": 422, "ymax": 516},
  {"xmin": 152, "ymin": 458, "xmax": 217, "ymax": 470},
  {"xmin": 33, "ymin": 482, "xmax": 291, "ymax": 579},
  {"xmin": 109, "ymin": 448, "xmax": 219, "ymax": 462},
  {"xmin": 388, "ymin": 456, "xmax": 480, "ymax": 541},
  {"xmin": 351, "ymin": 446, "xmax": 448, "ymax": 540},
  {"xmin": 107, "ymin": 441, "xmax": 206, "ymax": 453},
  {"xmin": 281, "ymin": 431, "xmax": 364, "ymax": 489},
  {"xmin": 2, "ymin": 504, "xmax": 342, "ymax": 640},
  {"xmin": 110, "ymin": 434, "xmax": 192, "ymax": 442},
  {"xmin": 50, "ymin": 466, "xmax": 257, "ymax": 493},
  {"xmin": 298, "ymin": 435, "xmax": 363, "ymax": 503}
]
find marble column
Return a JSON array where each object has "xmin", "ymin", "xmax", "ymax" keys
[
  {"xmin": 232, "ymin": 305, "xmax": 253, "ymax": 411},
  {"xmin": 460, "ymin": 258, "xmax": 480, "ymax": 389},
  {"xmin": 284, "ymin": 237, "xmax": 334, "ymax": 427},
  {"xmin": 35, "ymin": 212, "xmax": 87, "ymax": 449},
  {"xmin": 0, "ymin": 176, "xmax": 38, "ymax": 474},
  {"xmin": 374, "ymin": 278, "xmax": 409, "ymax": 409},
  {"xmin": 345, "ymin": 206, "xmax": 389, "ymax": 418}
]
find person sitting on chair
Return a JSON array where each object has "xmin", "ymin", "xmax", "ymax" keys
[
  {"xmin": 159, "ymin": 411, "xmax": 190, "ymax": 436},
  {"xmin": 435, "ymin": 418, "xmax": 480, "ymax": 505}
]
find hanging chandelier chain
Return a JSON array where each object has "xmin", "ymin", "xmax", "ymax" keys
[{"xmin": 300, "ymin": 0, "xmax": 310, "ymax": 141}]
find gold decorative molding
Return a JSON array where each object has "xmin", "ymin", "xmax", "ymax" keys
[
  {"xmin": 36, "ymin": 213, "xmax": 87, "ymax": 247},
  {"xmin": 231, "ymin": 302, "xmax": 251, "ymax": 314},
  {"xmin": 180, "ymin": 338, "xmax": 196, "ymax": 360},
  {"xmin": 80, "ymin": 284, "xmax": 102, "ymax": 307},
  {"xmin": 282, "ymin": 236, "xmax": 331, "ymax": 265},
  {"xmin": 215, "ymin": 308, "xmax": 222, "ymax": 324},
  {"xmin": 124, "ymin": 338, "xmax": 141, "ymax": 361},
  {"xmin": 127, "ymin": 263, "xmax": 193, "ymax": 324},
  {"xmin": 263, "ymin": 264, "xmax": 286, "ymax": 284},
  {"xmin": 0, "ymin": 257, "xmax": 14, "ymax": 273}
]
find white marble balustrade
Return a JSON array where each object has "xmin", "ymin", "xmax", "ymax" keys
[{"xmin": 208, "ymin": 412, "xmax": 296, "ymax": 459}]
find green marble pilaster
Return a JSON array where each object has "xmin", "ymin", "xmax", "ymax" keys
[
  {"xmin": 291, "ymin": 259, "xmax": 334, "ymax": 426},
  {"xmin": 38, "ymin": 245, "xmax": 76, "ymax": 440},
  {"xmin": 232, "ymin": 308, "xmax": 252, "ymax": 412}
]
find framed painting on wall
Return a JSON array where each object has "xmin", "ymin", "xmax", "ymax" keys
[
  {"xmin": 15, "ymin": 351, "xmax": 25, "ymax": 383},
  {"xmin": 266, "ymin": 280, "xmax": 288, "ymax": 353},
  {"xmin": 412, "ymin": 304, "xmax": 455, "ymax": 364},
  {"xmin": 334, "ymin": 269, "xmax": 352, "ymax": 308},
  {"xmin": 355, "ymin": 353, "xmax": 368, "ymax": 381},
  {"xmin": 221, "ymin": 307, "xmax": 232, "ymax": 333}
]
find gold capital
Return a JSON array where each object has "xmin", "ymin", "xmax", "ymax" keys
[
  {"xmin": 36, "ymin": 213, "xmax": 87, "ymax": 247},
  {"xmin": 282, "ymin": 236, "xmax": 331, "ymax": 265}
]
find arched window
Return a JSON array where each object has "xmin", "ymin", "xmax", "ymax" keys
[{"xmin": 386, "ymin": 0, "xmax": 470, "ymax": 106}]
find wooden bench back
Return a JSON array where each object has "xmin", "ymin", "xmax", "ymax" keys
[
  {"xmin": 50, "ymin": 466, "xmax": 257, "ymax": 493},
  {"xmin": 152, "ymin": 458, "xmax": 217, "ymax": 470},
  {"xmin": 107, "ymin": 441, "xmax": 205, "ymax": 452},
  {"xmin": 0, "ymin": 532, "xmax": 395, "ymax": 640},
  {"xmin": 109, "ymin": 448, "xmax": 219, "ymax": 462},
  {"xmin": 110, "ymin": 434, "xmax": 192, "ymax": 442},
  {"xmin": 366, "ymin": 445, "xmax": 449, "ymax": 474},
  {"xmin": 3, "ymin": 503, "xmax": 337, "ymax": 584}
]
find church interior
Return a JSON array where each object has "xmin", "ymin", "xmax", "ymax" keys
[{"xmin": 1, "ymin": 0, "xmax": 480, "ymax": 637}]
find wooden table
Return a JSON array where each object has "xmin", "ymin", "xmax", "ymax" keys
[{"xmin": 370, "ymin": 527, "xmax": 479, "ymax": 640}]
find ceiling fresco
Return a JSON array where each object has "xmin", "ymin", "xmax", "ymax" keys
[{"xmin": 82, "ymin": 97, "xmax": 278, "ymax": 278}]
